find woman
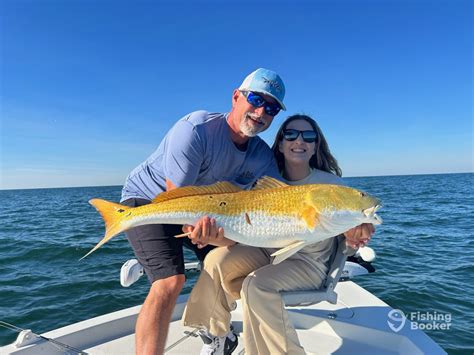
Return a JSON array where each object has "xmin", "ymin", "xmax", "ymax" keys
[{"xmin": 182, "ymin": 114, "xmax": 374, "ymax": 354}]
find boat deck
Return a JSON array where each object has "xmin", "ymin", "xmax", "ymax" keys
[{"xmin": 2, "ymin": 281, "xmax": 446, "ymax": 354}]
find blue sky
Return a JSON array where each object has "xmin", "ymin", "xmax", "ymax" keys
[{"xmin": 1, "ymin": 0, "xmax": 472, "ymax": 189}]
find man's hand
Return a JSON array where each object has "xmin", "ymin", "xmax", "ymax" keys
[
  {"xmin": 183, "ymin": 216, "xmax": 234, "ymax": 248},
  {"xmin": 344, "ymin": 223, "xmax": 375, "ymax": 249}
]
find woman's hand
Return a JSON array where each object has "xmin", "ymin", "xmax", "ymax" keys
[
  {"xmin": 183, "ymin": 216, "xmax": 235, "ymax": 248},
  {"xmin": 344, "ymin": 223, "xmax": 375, "ymax": 249}
]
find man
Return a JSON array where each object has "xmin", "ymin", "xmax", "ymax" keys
[{"xmin": 120, "ymin": 68, "xmax": 286, "ymax": 355}]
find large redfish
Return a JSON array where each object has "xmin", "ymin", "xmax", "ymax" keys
[{"xmin": 83, "ymin": 177, "xmax": 382, "ymax": 263}]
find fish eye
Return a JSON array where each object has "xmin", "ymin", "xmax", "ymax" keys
[{"xmin": 360, "ymin": 192, "xmax": 366, "ymax": 197}]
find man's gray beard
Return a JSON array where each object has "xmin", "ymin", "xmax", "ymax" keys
[{"xmin": 240, "ymin": 116, "xmax": 266, "ymax": 137}]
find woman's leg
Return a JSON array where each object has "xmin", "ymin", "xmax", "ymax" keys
[
  {"xmin": 182, "ymin": 244, "xmax": 270, "ymax": 337},
  {"xmin": 241, "ymin": 258, "xmax": 326, "ymax": 355}
]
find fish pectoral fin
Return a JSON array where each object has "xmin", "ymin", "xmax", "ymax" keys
[
  {"xmin": 299, "ymin": 204, "xmax": 319, "ymax": 231},
  {"xmin": 271, "ymin": 241, "xmax": 307, "ymax": 265}
]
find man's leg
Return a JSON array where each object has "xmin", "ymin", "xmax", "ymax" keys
[
  {"xmin": 136, "ymin": 274, "xmax": 185, "ymax": 355},
  {"xmin": 122, "ymin": 198, "xmax": 186, "ymax": 355}
]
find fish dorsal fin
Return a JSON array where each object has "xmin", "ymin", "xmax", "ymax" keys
[
  {"xmin": 252, "ymin": 176, "xmax": 288, "ymax": 190},
  {"xmin": 152, "ymin": 181, "xmax": 242, "ymax": 203}
]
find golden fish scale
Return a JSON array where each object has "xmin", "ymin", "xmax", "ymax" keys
[{"xmin": 136, "ymin": 185, "xmax": 312, "ymax": 218}]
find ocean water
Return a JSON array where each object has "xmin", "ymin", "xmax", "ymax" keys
[{"xmin": 0, "ymin": 173, "xmax": 472, "ymax": 354}]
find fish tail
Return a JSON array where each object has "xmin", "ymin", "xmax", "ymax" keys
[{"xmin": 80, "ymin": 199, "xmax": 131, "ymax": 260}]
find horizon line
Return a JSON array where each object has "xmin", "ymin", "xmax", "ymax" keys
[{"xmin": 0, "ymin": 171, "xmax": 472, "ymax": 192}]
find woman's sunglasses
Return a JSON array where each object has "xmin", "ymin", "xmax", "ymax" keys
[
  {"xmin": 241, "ymin": 91, "xmax": 282, "ymax": 116},
  {"xmin": 282, "ymin": 129, "xmax": 317, "ymax": 143}
]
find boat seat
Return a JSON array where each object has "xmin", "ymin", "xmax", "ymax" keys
[{"xmin": 281, "ymin": 235, "xmax": 348, "ymax": 307}]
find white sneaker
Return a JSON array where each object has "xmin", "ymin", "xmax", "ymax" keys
[
  {"xmin": 198, "ymin": 328, "xmax": 238, "ymax": 355},
  {"xmin": 120, "ymin": 259, "xmax": 144, "ymax": 287}
]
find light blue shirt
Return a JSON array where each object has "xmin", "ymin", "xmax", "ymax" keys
[{"xmin": 121, "ymin": 111, "xmax": 280, "ymax": 201}]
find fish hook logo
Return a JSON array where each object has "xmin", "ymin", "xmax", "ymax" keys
[{"xmin": 387, "ymin": 309, "xmax": 406, "ymax": 333}]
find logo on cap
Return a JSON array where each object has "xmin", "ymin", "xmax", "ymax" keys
[{"xmin": 262, "ymin": 77, "xmax": 282, "ymax": 93}]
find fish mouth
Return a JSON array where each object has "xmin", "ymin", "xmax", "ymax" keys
[{"xmin": 363, "ymin": 204, "xmax": 383, "ymax": 225}]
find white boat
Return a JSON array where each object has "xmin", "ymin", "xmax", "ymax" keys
[{"xmin": 1, "ymin": 244, "xmax": 446, "ymax": 355}]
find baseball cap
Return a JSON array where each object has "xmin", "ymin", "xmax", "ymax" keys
[{"xmin": 239, "ymin": 68, "xmax": 286, "ymax": 110}]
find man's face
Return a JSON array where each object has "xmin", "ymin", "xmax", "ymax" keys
[{"xmin": 232, "ymin": 90, "xmax": 279, "ymax": 137}]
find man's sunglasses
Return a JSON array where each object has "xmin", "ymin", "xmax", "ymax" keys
[
  {"xmin": 282, "ymin": 129, "xmax": 318, "ymax": 143},
  {"xmin": 241, "ymin": 91, "xmax": 281, "ymax": 116}
]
